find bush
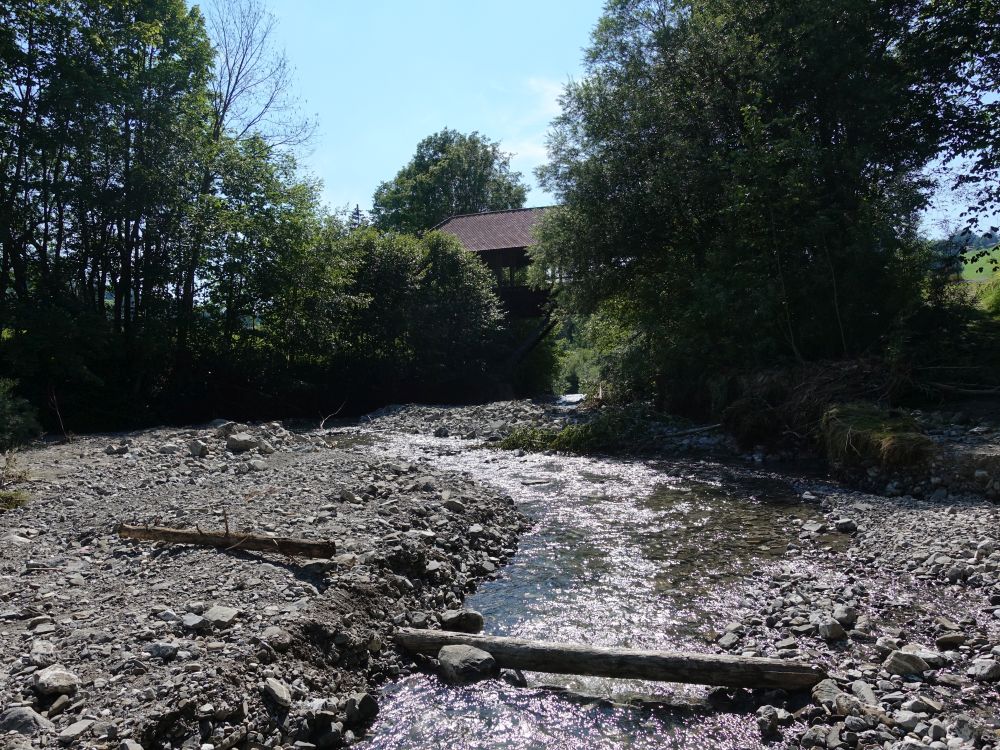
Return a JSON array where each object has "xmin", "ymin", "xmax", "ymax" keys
[
  {"xmin": 499, "ymin": 403, "xmax": 683, "ymax": 454},
  {"xmin": 820, "ymin": 402, "xmax": 934, "ymax": 469},
  {"xmin": 0, "ymin": 380, "xmax": 41, "ymax": 450},
  {"xmin": 983, "ymin": 277, "xmax": 1000, "ymax": 317}
]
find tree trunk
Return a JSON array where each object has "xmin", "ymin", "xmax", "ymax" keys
[
  {"xmin": 117, "ymin": 524, "xmax": 337, "ymax": 559},
  {"xmin": 395, "ymin": 629, "xmax": 826, "ymax": 690}
]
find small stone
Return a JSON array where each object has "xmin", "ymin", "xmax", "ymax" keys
[
  {"xmin": 884, "ymin": 650, "xmax": 930, "ymax": 675},
  {"xmin": 145, "ymin": 641, "xmax": 179, "ymax": 660},
  {"xmin": 226, "ymin": 432, "xmax": 257, "ymax": 453},
  {"xmin": 968, "ymin": 658, "xmax": 1000, "ymax": 682},
  {"xmin": 58, "ymin": 720, "xmax": 94, "ymax": 744},
  {"xmin": 440, "ymin": 609, "xmax": 485, "ymax": 634},
  {"xmin": 833, "ymin": 518, "xmax": 857, "ymax": 533},
  {"xmin": 182, "ymin": 613, "xmax": 208, "ymax": 631},
  {"xmin": 29, "ymin": 639, "xmax": 57, "ymax": 667},
  {"xmin": 248, "ymin": 459, "xmax": 267, "ymax": 472},
  {"xmin": 717, "ymin": 632, "xmax": 740, "ymax": 650},
  {"xmin": 935, "ymin": 632, "xmax": 966, "ymax": 650},
  {"xmin": 188, "ymin": 439, "xmax": 209, "ymax": 458},
  {"xmin": 33, "ymin": 664, "xmax": 79, "ymax": 696},
  {"xmin": 262, "ymin": 626, "xmax": 293, "ymax": 653},
  {"xmin": 203, "ymin": 604, "xmax": 239, "ymax": 627},
  {"xmin": 437, "ymin": 644, "xmax": 497, "ymax": 684},
  {"xmin": 263, "ymin": 677, "xmax": 292, "ymax": 708},
  {"xmin": 818, "ymin": 618, "xmax": 846, "ymax": 641},
  {"xmin": 832, "ymin": 605, "xmax": 858, "ymax": 627}
]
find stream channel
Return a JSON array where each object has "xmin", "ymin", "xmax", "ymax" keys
[{"xmin": 359, "ymin": 429, "xmax": 831, "ymax": 749}]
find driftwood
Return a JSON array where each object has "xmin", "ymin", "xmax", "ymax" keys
[
  {"xmin": 396, "ymin": 628, "xmax": 826, "ymax": 690},
  {"xmin": 117, "ymin": 523, "xmax": 336, "ymax": 558}
]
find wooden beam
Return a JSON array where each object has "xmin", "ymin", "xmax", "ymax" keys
[
  {"xmin": 395, "ymin": 628, "xmax": 826, "ymax": 690},
  {"xmin": 117, "ymin": 524, "xmax": 336, "ymax": 559}
]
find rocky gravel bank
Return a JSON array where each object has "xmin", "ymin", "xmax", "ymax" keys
[{"xmin": 0, "ymin": 419, "xmax": 527, "ymax": 749}]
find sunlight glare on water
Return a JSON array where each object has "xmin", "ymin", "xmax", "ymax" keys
[{"xmin": 362, "ymin": 433, "xmax": 821, "ymax": 749}]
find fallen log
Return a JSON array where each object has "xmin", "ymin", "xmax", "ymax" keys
[
  {"xmin": 117, "ymin": 523, "xmax": 336, "ymax": 558},
  {"xmin": 395, "ymin": 628, "xmax": 826, "ymax": 690}
]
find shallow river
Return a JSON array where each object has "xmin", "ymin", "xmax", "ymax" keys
[{"xmin": 360, "ymin": 431, "xmax": 829, "ymax": 750}]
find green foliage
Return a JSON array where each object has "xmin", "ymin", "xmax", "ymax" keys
[
  {"xmin": 0, "ymin": 3, "xmax": 515, "ymax": 428},
  {"xmin": 371, "ymin": 129, "xmax": 528, "ymax": 234},
  {"xmin": 821, "ymin": 403, "xmax": 935, "ymax": 469},
  {"xmin": 0, "ymin": 381, "xmax": 41, "ymax": 450},
  {"xmin": 982, "ymin": 277, "xmax": 1000, "ymax": 317},
  {"xmin": 499, "ymin": 403, "xmax": 683, "ymax": 455},
  {"xmin": 534, "ymin": 0, "xmax": 994, "ymax": 413}
]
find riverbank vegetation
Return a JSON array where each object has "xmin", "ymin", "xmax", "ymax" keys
[
  {"xmin": 531, "ymin": 0, "xmax": 1000, "ymax": 459},
  {"xmin": 0, "ymin": 1, "xmax": 529, "ymax": 436}
]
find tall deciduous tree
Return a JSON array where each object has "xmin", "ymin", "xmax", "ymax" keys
[
  {"xmin": 534, "ymin": 0, "xmax": 991, "ymax": 408},
  {"xmin": 371, "ymin": 129, "xmax": 528, "ymax": 234}
]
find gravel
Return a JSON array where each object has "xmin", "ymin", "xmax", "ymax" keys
[{"xmin": 1, "ymin": 418, "xmax": 527, "ymax": 748}]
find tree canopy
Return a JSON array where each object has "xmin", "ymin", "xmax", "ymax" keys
[
  {"xmin": 533, "ymin": 0, "xmax": 999, "ymax": 409},
  {"xmin": 371, "ymin": 129, "xmax": 528, "ymax": 234}
]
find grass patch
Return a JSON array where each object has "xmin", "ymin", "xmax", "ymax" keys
[
  {"xmin": 499, "ymin": 403, "xmax": 685, "ymax": 455},
  {"xmin": 963, "ymin": 246, "xmax": 1000, "ymax": 281},
  {"xmin": 0, "ymin": 490, "xmax": 28, "ymax": 512},
  {"xmin": 820, "ymin": 402, "xmax": 934, "ymax": 469},
  {"xmin": 0, "ymin": 451, "xmax": 29, "ymax": 513}
]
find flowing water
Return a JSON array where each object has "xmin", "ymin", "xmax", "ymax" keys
[{"xmin": 360, "ymin": 431, "xmax": 830, "ymax": 750}]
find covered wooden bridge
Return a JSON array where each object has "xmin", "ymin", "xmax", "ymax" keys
[{"xmin": 435, "ymin": 207, "xmax": 550, "ymax": 319}]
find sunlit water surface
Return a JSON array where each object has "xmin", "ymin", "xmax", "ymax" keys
[{"xmin": 359, "ymin": 432, "xmax": 827, "ymax": 750}]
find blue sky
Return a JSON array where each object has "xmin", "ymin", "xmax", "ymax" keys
[
  {"xmin": 261, "ymin": 1, "xmax": 978, "ymax": 236},
  {"xmin": 264, "ymin": 1, "xmax": 606, "ymax": 214}
]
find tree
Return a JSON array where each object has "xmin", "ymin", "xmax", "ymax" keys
[
  {"xmin": 534, "ymin": 0, "xmax": 966, "ymax": 408},
  {"xmin": 371, "ymin": 129, "xmax": 528, "ymax": 234}
]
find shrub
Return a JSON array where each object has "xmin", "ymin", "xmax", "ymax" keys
[{"xmin": 0, "ymin": 380, "xmax": 41, "ymax": 450}]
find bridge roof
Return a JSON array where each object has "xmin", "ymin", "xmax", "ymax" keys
[{"xmin": 434, "ymin": 207, "xmax": 551, "ymax": 252}]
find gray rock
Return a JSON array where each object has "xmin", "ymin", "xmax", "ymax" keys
[
  {"xmin": 968, "ymin": 658, "xmax": 1000, "ymax": 682},
  {"xmin": 832, "ymin": 605, "xmax": 858, "ymax": 627},
  {"xmin": 182, "ymin": 613, "xmax": 208, "ymax": 631},
  {"xmin": 0, "ymin": 707, "xmax": 55, "ymax": 735},
  {"xmin": 834, "ymin": 518, "xmax": 858, "ymax": 532},
  {"xmin": 145, "ymin": 641, "xmax": 178, "ymax": 660},
  {"xmin": 437, "ymin": 644, "xmax": 497, "ymax": 684},
  {"xmin": 158, "ymin": 443, "xmax": 182, "ymax": 454},
  {"xmin": 263, "ymin": 677, "xmax": 292, "ymax": 708},
  {"xmin": 248, "ymin": 459, "xmax": 268, "ymax": 472},
  {"xmin": 262, "ymin": 625, "xmax": 293, "ymax": 653},
  {"xmin": 818, "ymin": 618, "xmax": 846, "ymax": 640},
  {"xmin": 188, "ymin": 439, "xmax": 209, "ymax": 458},
  {"xmin": 58, "ymin": 720, "xmax": 94, "ymax": 745},
  {"xmin": 257, "ymin": 439, "xmax": 276, "ymax": 454},
  {"xmin": 756, "ymin": 705, "xmax": 779, "ymax": 737},
  {"xmin": 717, "ymin": 632, "xmax": 740, "ymax": 650},
  {"xmin": 440, "ymin": 609, "xmax": 485, "ymax": 634},
  {"xmin": 884, "ymin": 650, "xmax": 929, "ymax": 675},
  {"xmin": 29, "ymin": 639, "xmax": 57, "ymax": 667},
  {"xmin": 33, "ymin": 664, "xmax": 79, "ymax": 696},
  {"xmin": 894, "ymin": 710, "xmax": 922, "ymax": 731},
  {"xmin": 850, "ymin": 679, "xmax": 878, "ymax": 706},
  {"xmin": 226, "ymin": 432, "xmax": 257, "ymax": 453},
  {"xmin": 203, "ymin": 604, "xmax": 239, "ymax": 627},
  {"xmin": 119, "ymin": 741, "xmax": 144, "ymax": 750}
]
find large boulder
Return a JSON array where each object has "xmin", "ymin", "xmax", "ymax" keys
[
  {"xmin": 32, "ymin": 665, "xmax": 79, "ymax": 696},
  {"xmin": 437, "ymin": 644, "xmax": 497, "ymax": 685},
  {"xmin": 0, "ymin": 707, "xmax": 54, "ymax": 735}
]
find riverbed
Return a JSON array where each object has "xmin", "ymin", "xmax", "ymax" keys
[{"xmin": 359, "ymin": 432, "xmax": 835, "ymax": 749}]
